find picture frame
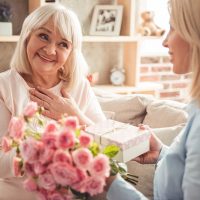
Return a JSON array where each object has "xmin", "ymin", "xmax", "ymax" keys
[{"xmin": 90, "ymin": 5, "xmax": 123, "ymax": 36}]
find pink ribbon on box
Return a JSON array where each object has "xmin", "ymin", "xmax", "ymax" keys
[
  {"xmin": 86, "ymin": 120, "xmax": 151, "ymax": 150},
  {"xmin": 104, "ymin": 129, "xmax": 150, "ymax": 150}
]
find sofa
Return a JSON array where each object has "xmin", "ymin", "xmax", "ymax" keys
[{"xmin": 93, "ymin": 88, "xmax": 188, "ymax": 200}]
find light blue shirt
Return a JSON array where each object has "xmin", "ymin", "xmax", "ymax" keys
[{"xmin": 107, "ymin": 101, "xmax": 200, "ymax": 200}]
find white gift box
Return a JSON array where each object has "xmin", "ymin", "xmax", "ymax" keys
[{"xmin": 86, "ymin": 120, "xmax": 150, "ymax": 163}]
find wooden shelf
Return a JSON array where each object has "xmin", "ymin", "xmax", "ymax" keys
[
  {"xmin": 83, "ymin": 36, "xmax": 139, "ymax": 42},
  {"xmin": 0, "ymin": 35, "xmax": 139, "ymax": 43},
  {"xmin": 94, "ymin": 83, "xmax": 163, "ymax": 97},
  {"xmin": 0, "ymin": 35, "xmax": 20, "ymax": 42}
]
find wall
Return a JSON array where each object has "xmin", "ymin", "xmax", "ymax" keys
[
  {"xmin": 140, "ymin": 55, "xmax": 191, "ymax": 102},
  {"xmin": 0, "ymin": 0, "xmax": 190, "ymax": 102},
  {"xmin": 0, "ymin": 0, "xmax": 123, "ymax": 85}
]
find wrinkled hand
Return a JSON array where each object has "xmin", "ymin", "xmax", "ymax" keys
[
  {"xmin": 29, "ymin": 87, "xmax": 81, "ymax": 121},
  {"xmin": 133, "ymin": 124, "xmax": 163, "ymax": 164}
]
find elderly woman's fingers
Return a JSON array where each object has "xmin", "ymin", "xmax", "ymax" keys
[
  {"xmin": 42, "ymin": 109, "xmax": 61, "ymax": 120},
  {"xmin": 36, "ymin": 86, "xmax": 57, "ymax": 99},
  {"xmin": 61, "ymin": 87, "xmax": 71, "ymax": 99},
  {"xmin": 29, "ymin": 93, "xmax": 50, "ymax": 110},
  {"xmin": 29, "ymin": 89, "xmax": 52, "ymax": 104}
]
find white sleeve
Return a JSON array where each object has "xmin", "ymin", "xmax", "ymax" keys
[
  {"xmin": 83, "ymin": 81, "xmax": 106, "ymax": 123},
  {"xmin": 107, "ymin": 175, "xmax": 148, "ymax": 200},
  {"xmin": 183, "ymin": 112, "xmax": 200, "ymax": 199},
  {"xmin": 0, "ymin": 98, "xmax": 16, "ymax": 178}
]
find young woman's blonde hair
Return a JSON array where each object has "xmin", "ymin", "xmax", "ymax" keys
[
  {"xmin": 170, "ymin": 0, "xmax": 200, "ymax": 103},
  {"xmin": 10, "ymin": 4, "xmax": 88, "ymax": 90}
]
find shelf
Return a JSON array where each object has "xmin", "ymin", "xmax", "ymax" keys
[
  {"xmin": 0, "ymin": 35, "xmax": 139, "ymax": 43},
  {"xmin": 0, "ymin": 35, "xmax": 20, "ymax": 42},
  {"xmin": 83, "ymin": 36, "xmax": 139, "ymax": 42},
  {"xmin": 94, "ymin": 82, "xmax": 163, "ymax": 97}
]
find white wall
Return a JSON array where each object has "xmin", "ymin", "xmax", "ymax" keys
[{"xmin": 136, "ymin": 0, "xmax": 170, "ymax": 56}]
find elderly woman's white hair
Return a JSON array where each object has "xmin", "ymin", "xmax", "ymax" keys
[
  {"xmin": 10, "ymin": 3, "xmax": 88, "ymax": 90},
  {"xmin": 169, "ymin": 0, "xmax": 200, "ymax": 102}
]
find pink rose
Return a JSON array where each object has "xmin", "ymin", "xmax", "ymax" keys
[
  {"xmin": 57, "ymin": 129, "xmax": 75, "ymax": 149},
  {"xmin": 8, "ymin": 117, "xmax": 25, "ymax": 140},
  {"xmin": 64, "ymin": 116, "xmax": 79, "ymax": 130},
  {"xmin": 39, "ymin": 145, "xmax": 54, "ymax": 165},
  {"xmin": 90, "ymin": 154, "xmax": 110, "ymax": 177},
  {"xmin": 1, "ymin": 136, "xmax": 11, "ymax": 152},
  {"xmin": 23, "ymin": 177, "xmax": 37, "ymax": 192},
  {"xmin": 42, "ymin": 132, "xmax": 57, "ymax": 149},
  {"xmin": 85, "ymin": 177, "xmax": 105, "ymax": 196},
  {"xmin": 63, "ymin": 194, "xmax": 73, "ymax": 200},
  {"xmin": 24, "ymin": 162, "xmax": 36, "ymax": 177},
  {"xmin": 53, "ymin": 149, "xmax": 72, "ymax": 164},
  {"xmin": 59, "ymin": 189, "xmax": 73, "ymax": 200},
  {"xmin": 23, "ymin": 101, "xmax": 38, "ymax": 117},
  {"xmin": 20, "ymin": 138, "xmax": 41, "ymax": 163},
  {"xmin": 13, "ymin": 157, "xmax": 22, "ymax": 177},
  {"xmin": 34, "ymin": 162, "xmax": 46, "ymax": 175},
  {"xmin": 48, "ymin": 192, "xmax": 64, "ymax": 200},
  {"xmin": 50, "ymin": 162, "xmax": 78, "ymax": 186},
  {"xmin": 44, "ymin": 121, "xmax": 57, "ymax": 134},
  {"xmin": 72, "ymin": 148, "xmax": 93, "ymax": 170},
  {"xmin": 71, "ymin": 168, "xmax": 87, "ymax": 193},
  {"xmin": 38, "ymin": 171, "xmax": 56, "ymax": 191},
  {"xmin": 79, "ymin": 132, "xmax": 93, "ymax": 147}
]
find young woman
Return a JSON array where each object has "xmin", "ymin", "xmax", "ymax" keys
[
  {"xmin": 106, "ymin": 0, "xmax": 200, "ymax": 199},
  {"xmin": 0, "ymin": 4, "xmax": 105, "ymax": 200}
]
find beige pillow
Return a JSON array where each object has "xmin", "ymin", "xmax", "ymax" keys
[
  {"xmin": 143, "ymin": 100, "xmax": 188, "ymax": 128},
  {"xmin": 95, "ymin": 92, "xmax": 154, "ymax": 126},
  {"xmin": 127, "ymin": 125, "xmax": 184, "ymax": 199}
]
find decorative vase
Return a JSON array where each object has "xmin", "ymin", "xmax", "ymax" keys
[{"xmin": 0, "ymin": 22, "xmax": 12, "ymax": 36}]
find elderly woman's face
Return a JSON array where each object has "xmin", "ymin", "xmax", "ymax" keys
[
  {"xmin": 162, "ymin": 20, "xmax": 190, "ymax": 74},
  {"xmin": 26, "ymin": 19, "xmax": 72, "ymax": 76}
]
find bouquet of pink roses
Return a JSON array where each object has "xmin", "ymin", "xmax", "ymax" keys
[{"xmin": 1, "ymin": 102, "xmax": 137, "ymax": 200}]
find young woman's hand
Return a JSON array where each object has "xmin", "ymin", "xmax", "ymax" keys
[{"xmin": 133, "ymin": 124, "xmax": 163, "ymax": 164}]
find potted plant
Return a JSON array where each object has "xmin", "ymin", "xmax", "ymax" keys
[{"xmin": 0, "ymin": 2, "xmax": 12, "ymax": 36}]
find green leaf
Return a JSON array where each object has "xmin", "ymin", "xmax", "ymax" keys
[
  {"xmin": 75, "ymin": 129, "xmax": 81, "ymax": 137},
  {"xmin": 89, "ymin": 142, "xmax": 100, "ymax": 156},
  {"xmin": 103, "ymin": 145, "xmax": 120, "ymax": 158},
  {"xmin": 118, "ymin": 165, "xmax": 127, "ymax": 174},
  {"xmin": 38, "ymin": 118, "xmax": 43, "ymax": 126},
  {"xmin": 25, "ymin": 129, "xmax": 41, "ymax": 140},
  {"xmin": 110, "ymin": 159, "xmax": 119, "ymax": 175}
]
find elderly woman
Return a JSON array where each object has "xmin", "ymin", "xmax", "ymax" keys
[{"xmin": 0, "ymin": 4, "xmax": 105, "ymax": 200}]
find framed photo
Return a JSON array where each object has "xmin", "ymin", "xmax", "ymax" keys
[{"xmin": 90, "ymin": 5, "xmax": 123, "ymax": 36}]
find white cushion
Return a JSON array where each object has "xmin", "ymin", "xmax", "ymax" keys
[
  {"xmin": 143, "ymin": 100, "xmax": 188, "ymax": 128},
  {"xmin": 95, "ymin": 92, "xmax": 154, "ymax": 126}
]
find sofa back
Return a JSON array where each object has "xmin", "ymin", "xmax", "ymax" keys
[{"xmin": 94, "ymin": 88, "xmax": 188, "ymax": 128}]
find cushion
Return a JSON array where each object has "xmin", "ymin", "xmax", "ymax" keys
[
  {"xmin": 143, "ymin": 100, "xmax": 188, "ymax": 128},
  {"xmin": 127, "ymin": 124, "xmax": 184, "ymax": 199},
  {"xmin": 94, "ymin": 87, "xmax": 154, "ymax": 126}
]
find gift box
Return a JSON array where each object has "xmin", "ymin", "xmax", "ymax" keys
[{"xmin": 86, "ymin": 120, "xmax": 151, "ymax": 163}]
